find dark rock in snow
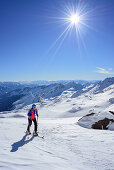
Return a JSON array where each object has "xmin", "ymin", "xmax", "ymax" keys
[{"xmin": 92, "ymin": 118, "xmax": 114, "ymax": 130}]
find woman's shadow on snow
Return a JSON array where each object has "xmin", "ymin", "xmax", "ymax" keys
[{"xmin": 10, "ymin": 134, "xmax": 34, "ymax": 152}]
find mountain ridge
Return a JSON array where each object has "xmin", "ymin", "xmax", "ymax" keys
[{"xmin": 0, "ymin": 77, "xmax": 113, "ymax": 113}]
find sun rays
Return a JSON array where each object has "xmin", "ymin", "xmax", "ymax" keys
[{"xmin": 46, "ymin": 1, "xmax": 98, "ymax": 57}]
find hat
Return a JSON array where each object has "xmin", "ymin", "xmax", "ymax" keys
[{"xmin": 32, "ymin": 104, "xmax": 36, "ymax": 108}]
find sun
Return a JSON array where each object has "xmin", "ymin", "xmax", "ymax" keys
[
  {"xmin": 70, "ymin": 13, "xmax": 80, "ymax": 25},
  {"xmin": 47, "ymin": 1, "xmax": 97, "ymax": 56}
]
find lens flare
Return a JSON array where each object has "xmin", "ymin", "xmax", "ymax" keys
[
  {"xmin": 47, "ymin": 1, "xmax": 98, "ymax": 57},
  {"xmin": 70, "ymin": 13, "xmax": 80, "ymax": 25}
]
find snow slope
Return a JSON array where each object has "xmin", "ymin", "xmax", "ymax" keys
[
  {"xmin": 0, "ymin": 81, "xmax": 85, "ymax": 112},
  {"xmin": 0, "ymin": 77, "xmax": 113, "ymax": 113},
  {"xmin": 0, "ymin": 77, "xmax": 114, "ymax": 169},
  {"xmin": 32, "ymin": 82, "xmax": 114, "ymax": 119},
  {"xmin": 0, "ymin": 110, "xmax": 114, "ymax": 170},
  {"xmin": 12, "ymin": 82, "xmax": 84, "ymax": 110}
]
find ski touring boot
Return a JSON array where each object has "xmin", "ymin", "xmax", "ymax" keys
[
  {"xmin": 33, "ymin": 131, "xmax": 38, "ymax": 136},
  {"xmin": 26, "ymin": 130, "xmax": 31, "ymax": 135}
]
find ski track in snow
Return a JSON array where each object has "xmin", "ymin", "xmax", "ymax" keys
[{"xmin": 0, "ymin": 116, "xmax": 114, "ymax": 170}]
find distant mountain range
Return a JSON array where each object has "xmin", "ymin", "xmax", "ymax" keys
[
  {"xmin": 19, "ymin": 80, "xmax": 100, "ymax": 85},
  {"xmin": 0, "ymin": 78, "xmax": 113, "ymax": 112}
]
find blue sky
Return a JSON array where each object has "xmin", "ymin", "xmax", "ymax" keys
[{"xmin": 0, "ymin": 0, "xmax": 114, "ymax": 81}]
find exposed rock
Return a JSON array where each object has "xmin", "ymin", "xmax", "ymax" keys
[
  {"xmin": 92, "ymin": 118, "xmax": 114, "ymax": 130},
  {"xmin": 109, "ymin": 111, "xmax": 114, "ymax": 115},
  {"xmin": 79, "ymin": 112, "xmax": 95, "ymax": 121},
  {"xmin": 78, "ymin": 111, "xmax": 114, "ymax": 130}
]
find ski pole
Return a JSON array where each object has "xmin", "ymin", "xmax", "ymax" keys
[{"xmin": 37, "ymin": 115, "xmax": 38, "ymax": 130}]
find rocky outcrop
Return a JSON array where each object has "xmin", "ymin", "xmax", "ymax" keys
[
  {"xmin": 78, "ymin": 111, "xmax": 114, "ymax": 130},
  {"xmin": 92, "ymin": 118, "xmax": 114, "ymax": 130}
]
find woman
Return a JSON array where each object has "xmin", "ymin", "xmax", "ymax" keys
[{"xmin": 26, "ymin": 104, "xmax": 38, "ymax": 136}]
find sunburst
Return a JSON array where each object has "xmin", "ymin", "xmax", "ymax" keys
[{"xmin": 47, "ymin": 1, "xmax": 97, "ymax": 56}]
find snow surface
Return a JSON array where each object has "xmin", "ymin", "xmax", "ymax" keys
[
  {"xmin": 33, "ymin": 83, "xmax": 114, "ymax": 119},
  {"xmin": 0, "ymin": 78, "xmax": 114, "ymax": 169},
  {"xmin": 0, "ymin": 108, "xmax": 114, "ymax": 170}
]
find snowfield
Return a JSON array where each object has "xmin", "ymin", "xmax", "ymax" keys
[
  {"xmin": 0, "ymin": 77, "xmax": 114, "ymax": 169},
  {"xmin": 0, "ymin": 110, "xmax": 114, "ymax": 170}
]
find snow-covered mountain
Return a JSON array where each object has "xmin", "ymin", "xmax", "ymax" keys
[
  {"xmin": 12, "ymin": 82, "xmax": 84, "ymax": 110},
  {"xmin": 0, "ymin": 82, "xmax": 23, "ymax": 96},
  {"xmin": 0, "ymin": 77, "xmax": 114, "ymax": 170},
  {"xmin": 0, "ymin": 78, "xmax": 113, "ymax": 113},
  {"xmin": 19, "ymin": 80, "xmax": 99, "ymax": 86},
  {"xmin": 89, "ymin": 77, "xmax": 114, "ymax": 94},
  {"xmin": 0, "ymin": 81, "xmax": 89, "ymax": 112},
  {"xmin": 29, "ymin": 77, "xmax": 113, "ymax": 119}
]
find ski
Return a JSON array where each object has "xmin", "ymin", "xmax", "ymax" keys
[
  {"xmin": 33, "ymin": 133, "xmax": 44, "ymax": 138},
  {"xmin": 37, "ymin": 135, "xmax": 44, "ymax": 139},
  {"xmin": 25, "ymin": 131, "xmax": 44, "ymax": 139}
]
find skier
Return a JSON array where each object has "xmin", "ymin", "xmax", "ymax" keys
[{"xmin": 26, "ymin": 104, "xmax": 38, "ymax": 136}]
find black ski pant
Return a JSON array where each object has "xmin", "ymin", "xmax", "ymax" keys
[{"xmin": 27, "ymin": 118, "xmax": 37, "ymax": 132}]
